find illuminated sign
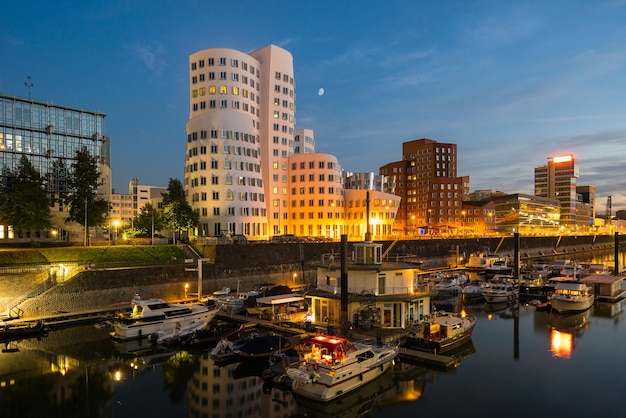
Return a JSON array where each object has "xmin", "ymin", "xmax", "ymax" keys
[{"xmin": 552, "ymin": 155, "xmax": 573, "ymax": 163}]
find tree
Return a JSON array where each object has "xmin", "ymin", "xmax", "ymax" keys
[
  {"xmin": 131, "ymin": 203, "xmax": 165, "ymax": 237},
  {"xmin": 162, "ymin": 178, "xmax": 198, "ymax": 243},
  {"xmin": 0, "ymin": 155, "xmax": 51, "ymax": 240},
  {"xmin": 65, "ymin": 146, "xmax": 110, "ymax": 245}
]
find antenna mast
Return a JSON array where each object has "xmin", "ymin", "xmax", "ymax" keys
[{"xmin": 24, "ymin": 76, "xmax": 34, "ymax": 99}]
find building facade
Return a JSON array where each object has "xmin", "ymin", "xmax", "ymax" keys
[
  {"xmin": 380, "ymin": 138, "xmax": 470, "ymax": 236},
  {"xmin": 0, "ymin": 93, "xmax": 111, "ymax": 242},
  {"xmin": 186, "ymin": 45, "xmax": 295, "ymax": 239},
  {"xmin": 534, "ymin": 154, "xmax": 594, "ymax": 230},
  {"xmin": 493, "ymin": 193, "xmax": 561, "ymax": 234}
]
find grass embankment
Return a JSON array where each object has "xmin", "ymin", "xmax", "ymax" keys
[{"xmin": 0, "ymin": 245, "xmax": 189, "ymax": 267}]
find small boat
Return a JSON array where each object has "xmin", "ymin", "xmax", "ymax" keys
[
  {"xmin": 284, "ymin": 334, "xmax": 397, "ymax": 402},
  {"xmin": 548, "ymin": 280, "xmax": 594, "ymax": 313},
  {"xmin": 485, "ymin": 260, "xmax": 513, "ymax": 278},
  {"xmin": 0, "ymin": 320, "xmax": 49, "ymax": 343},
  {"xmin": 402, "ymin": 311, "xmax": 476, "ymax": 354},
  {"xmin": 111, "ymin": 294, "xmax": 221, "ymax": 341},
  {"xmin": 482, "ymin": 280, "xmax": 519, "ymax": 303},
  {"xmin": 465, "ymin": 253, "xmax": 503, "ymax": 271},
  {"xmin": 154, "ymin": 320, "xmax": 207, "ymax": 345},
  {"xmin": 211, "ymin": 331, "xmax": 298, "ymax": 362},
  {"xmin": 462, "ymin": 280, "xmax": 488, "ymax": 302},
  {"xmin": 434, "ymin": 276, "xmax": 462, "ymax": 297}
]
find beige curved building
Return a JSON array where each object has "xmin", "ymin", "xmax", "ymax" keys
[{"xmin": 186, "ymin": 45, "xmax": 295, "ymax": 239}]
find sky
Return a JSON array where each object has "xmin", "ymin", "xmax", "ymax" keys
[{"xmin": 1, "ymin": 0, "xmax": 626, "ymax": 212}]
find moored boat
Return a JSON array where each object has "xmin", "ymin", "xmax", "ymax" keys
[
  {"xmin": 284, "ymin": 334, "xmax": 397, "ymax": 402},
  {"xmin": 0, "ymin": 320, "xmax": 49, "ymax": 343},
  {"xmin": 462, "ymin": 280, "xmax": 488, "ymax": 302},
  {"xmin": 111, "ymin": 294, "xmax": 221, "ymax": 341},
  {"xmin": 402, "ymin": 311, "xmax": 476, "ymax": 354},
  {"xmin": 154, "ymin": 320, "xmax": 207, "ymax": 345},
  {"xmin": 482, "ymin": 279, "xmax": 519, "ymax": 303},
  {"xmin": 210, "ymin": 331, "xmax": 298, "ymax": 363},
  {"xmin": 548, "ymin": 279, "xmax": 594, "ymax": 313}
]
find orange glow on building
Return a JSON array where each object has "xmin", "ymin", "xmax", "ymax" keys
[{"xmin": 552, "ymin": 154, "xmax": 573, "ymax": 163}]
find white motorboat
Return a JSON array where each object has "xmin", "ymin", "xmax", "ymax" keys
[
  {"xmin": 482, "ymin": 280, "xmax": 519, "ymax": 303},
  {"xmin": 462, "ymin": 280, "xmax": 488, "ymax": 301},
  {"xmin": 548, "ymin": 280, "xmax": 594, "ymax": 313},
  {"xmin": 155, "ymin": 320, "xmax": 207, "ymax": 344},
  {"xmin": 434, "ymin": 276, "xmax": 462, "ymax": 296},
  {"xmin": 285, "ymin": 334, "xmax": 397, "ymax": 402},
  {"xmin": 111, "ymin": 295, "xmax": 221, "ymax": 341},
  {"xmin": 465, "ymin": 253, "xmax": 504, "ymax": 271}
]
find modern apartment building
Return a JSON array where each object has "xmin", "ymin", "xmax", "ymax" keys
[
  {"xmin": 0, "ymin": 93, "xmax": 111, "ymax": 242},
  {"xmin": 380, "ymin": 138, "xmax": 469, "ymax": 236},
  {"xmin": 534, "ymin": 154, "xmax": 593, "ymax": 228},
  {"xmin": 186, "ymin": 45, "xmax": 295, "ymax": 239}
]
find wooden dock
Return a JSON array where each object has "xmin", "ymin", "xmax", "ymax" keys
[{"xmin": 397, "ymin": 346, "xmax": 460, "ymax": 369}]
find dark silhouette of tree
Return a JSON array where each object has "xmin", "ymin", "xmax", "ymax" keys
[
  {"xmin": 64, "ymin": 146, "xmax": 110, "ymax": 245},
  {"xmin": 130, "ymin": 202, "xmax": 166, "ymax": 237},
  {"xmin": 162, "ymin": 178, "xmax": 198, "ymax": 243},
  {"xmin": 0, "ymin": 155, "xmax": 51, "ymax": 240}
]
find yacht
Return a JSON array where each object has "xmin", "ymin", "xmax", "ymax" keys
[
  {"xmin": 482, "ymin": 280, "xmax": 519, "ymax": 303},
  {"xmin": 111, "ymin": 295, "xmax": 221, "ymax": 341},
  {"xmin": 285, "ymin": 334, "xmax": 397, "ymax": 402},
  {"xmin": 548, "ymin": 280, "xmax": 594, "ymax": 313}
]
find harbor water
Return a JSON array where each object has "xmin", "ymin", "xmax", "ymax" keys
[
  {"xmin": 1, "ymin": 249, "xmax": 626, "ymax": 418},
  {"xmin": 1, "ymin": 295, "xmax": 624, "ymax": 418}
]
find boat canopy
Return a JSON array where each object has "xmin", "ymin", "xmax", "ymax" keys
[{"xmin": 255, "ymin": 293, "xmax": 304, "ymax": 305}]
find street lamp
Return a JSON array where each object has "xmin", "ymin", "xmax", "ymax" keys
[
  {"xmin": 331, "ymin": 202, "xmax": 336, "ymax": 239},
  {"xmin": 293, "ymin": 272, "xmax": 298, "ymax": 285},
  {"xmin": 184, "ymin": 283, "xmax": 189, "ymax": 301},
  {"xmin": 461, "ymin": 210, "xmax": 466, "ymax": 237},
  {"xmin": 113, "ymin": 220, "xmax": 120, "ymax": 245}
]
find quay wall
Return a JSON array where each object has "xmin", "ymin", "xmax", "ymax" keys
[{"xmin": 11, "ymin": 234, "xmax": 624, "ymax": 319}]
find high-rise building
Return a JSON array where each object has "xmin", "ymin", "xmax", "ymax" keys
[
  {"xmin": 380, "ymin": 138, "xmax": 469, "ymax": 236},
  {"xmin": 186, "ymin": 45, "xmax": 295, "ymax": 239},
  {"xmin": 534, "ymin": 154, "xmax": 579, "ymax": 226},
  {"xmin": 0, "ymin": 93, "xmax": 111, "ymax": 242}
]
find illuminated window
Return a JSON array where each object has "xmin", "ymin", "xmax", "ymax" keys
[
  {"xmin": 209, "ymin": 86, "xmax": 216, "ymax": 94},
  {"xmin": 220, "ymin": 86, "xmax": 227, "ymax": 94},
  {"xmin": 199, "ymin": 87, "xmax": 206, "ymax": 96}
]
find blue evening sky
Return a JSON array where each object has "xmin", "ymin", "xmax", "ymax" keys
[{"xmin": 1, "ymin": 1, "xmax": 625, "ymax": 210}]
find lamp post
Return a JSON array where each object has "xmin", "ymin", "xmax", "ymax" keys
[
  {"xmin": 427, "ymin": 209, "xmax": 432, "ymax": 237},
  {"xmin": 461, "ymin": 210, "xmax": 466, "ymax": 238},
  {"xmin": 113, "ymin": 220, "xmax": 120, "ymax": 245},
  {"xmin": 331, "ymin": 202, "xmax": 336, "ymax": 240},
  {"xmin": 184, "ymin": 283, "xmax": 189, "ymax": 301}
]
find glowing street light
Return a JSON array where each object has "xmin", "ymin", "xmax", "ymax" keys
[
  {"xmin": 113, "ymin": 220, "xmax": 120, "ymax": 245},
  {"xmin": 184, "ymin": 283, "xmax": 189, "ymax": 300}
]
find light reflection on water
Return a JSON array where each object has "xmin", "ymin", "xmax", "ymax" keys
[{"xmin": 1, "ymin": 250, "xmax": 626, "ymax": 418}]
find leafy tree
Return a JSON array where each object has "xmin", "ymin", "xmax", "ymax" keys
[
  {"xmin": 65, "ymin": 146, "xmax": 110, "ymax": 245},
  {"xmin": 162, "ymin": 178, "xmax": 198, "ymax": 243},
  {"xmin": 0, "ymin": 155, "xmax": 51, "ymax": 240},
  {"xmin": 130, "ymin": 203, "xmax": 165, "ymax": 237}
]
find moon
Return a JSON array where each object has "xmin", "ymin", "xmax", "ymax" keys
[{"xmin": 318, "ymin": 88, "xmax": 325, "ymax": 96}]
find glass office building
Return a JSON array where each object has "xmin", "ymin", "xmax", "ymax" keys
[{"xmin": 0, "ymin": 93, "xmax": 111, "ymax": 241}]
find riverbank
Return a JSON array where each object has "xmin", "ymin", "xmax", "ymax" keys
[{"xmin": 1, "ymin": 234, "xmax": 622, "ymax": 320}]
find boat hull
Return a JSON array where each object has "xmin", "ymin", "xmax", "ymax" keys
[
  {"xmin": 112, "ymin": 305, "xmax": 219, "ymax": 341},
  {"xmin": 549, "ymin": 296, "xmax": 594, "ymax": 313},
  {"xmin": 291, "ymin": 356, "xmax": 395, "ymax": 402}
]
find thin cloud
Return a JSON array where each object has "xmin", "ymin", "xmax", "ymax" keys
[{"xmin": 127, "ymin": 41, "xmax": 166, "ymax": 75}]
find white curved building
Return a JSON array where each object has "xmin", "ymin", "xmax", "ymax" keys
[{"xmin": 186, "ymin": 45, "xmax": 295, "ymax": 239}]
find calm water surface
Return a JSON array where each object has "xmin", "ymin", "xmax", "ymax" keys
[{"xmin": 1, "ymin": 295, "xmax": 624, "ymax": 418}]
